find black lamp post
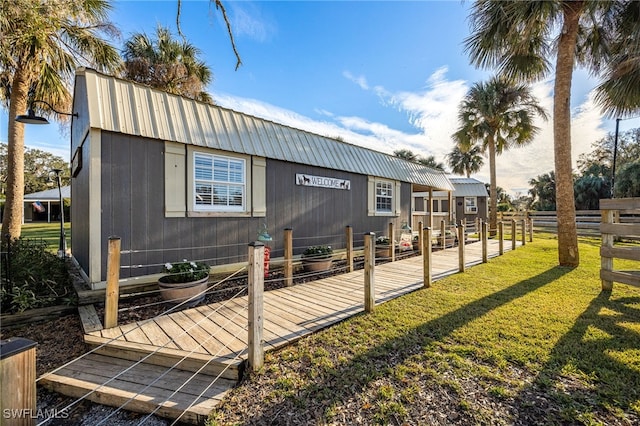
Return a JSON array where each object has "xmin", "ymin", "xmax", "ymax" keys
[
  {"xmin": 51, "ymin": 169, "xmax": 66, "ymax": 258},
  {"xmin": 15, "ymin": 100, "xmax": 76, "ymax": 258}
]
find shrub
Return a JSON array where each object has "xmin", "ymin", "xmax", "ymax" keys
[
  {"xmin": 302, "ymin": 245, "xmax": 333, "ymax": 260},
  {"xmin": 161, "ymin": 260, "xmax": 210, "ymax": 283},
  {"xmin": 1, "ymin": 237, "xmax": 74, "ymax": 313}
]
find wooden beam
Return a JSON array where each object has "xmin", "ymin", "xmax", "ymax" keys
[{"xmin": 104, "ymin": 236, "xmax": 121, "ymax": 329}]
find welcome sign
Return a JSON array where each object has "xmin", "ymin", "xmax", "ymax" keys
[{"xmin": 296, "ymin": 173, "xmax": 351, "ymax": 190}]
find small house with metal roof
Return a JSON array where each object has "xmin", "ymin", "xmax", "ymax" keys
[
  {"xmin": 412, "ymin": 177, "xmax": 488, "ymax": 228},
  {"xmin": 70, "ymin": 68, "xmax": 453, "ymax": 288}
]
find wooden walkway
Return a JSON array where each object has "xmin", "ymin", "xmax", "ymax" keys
[{"xmin": 39, "ymin": 238, "xmax": 521, "ymax": 424}]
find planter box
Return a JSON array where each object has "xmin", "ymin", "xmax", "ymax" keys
[
  {"xmin": 158, "ymin": 276, "xmax": 208, "ymax": 307},
  {"xmin": 376, "ymin": 245, "xmax": 394, "ymax": 258},
  {"xmin": 302, "ymin": 258, "xmax": 333, "ymax": 272}
]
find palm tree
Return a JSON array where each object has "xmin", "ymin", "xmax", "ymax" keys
[
  {"xmin": 529, "ymin": 172, "xmax": 557, "ymax": 211},
  {"xmin": 446, "ymin": 145, "xmax": 484, "ymax": 178},
  {"xmin": 417, "ymin": 155, "xmax": 445, "ymax": 171},
  {"xmin": 464, "ymin": 0, "xmax": 640, "ymax": 266},
  {"xmin": 0, "ymin": 0, "xmax": 120, "ymax": 240},
  {"xmin": 122, "ymin": 25, "xmax": 213, "ymax": 103},
  {"xmin": 453, "ymin": 76, "xmax": 547, "ymax": 237},
  {"xmin": 393, "ymin": 149, "xmax": 418, "ymax": 162}
]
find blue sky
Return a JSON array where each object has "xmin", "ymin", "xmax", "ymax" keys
[{"xmin": 3, "ymin": 0, "xmax": 638, "ymax": 195}]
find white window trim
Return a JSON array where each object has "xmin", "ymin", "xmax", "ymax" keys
[
  {"xmin": 464, "ymin": 196, "xmax": 478, "ymax": 214},
  {"xmin": 368, "ymin": 176, "xmax": 401, "ymax": 217},
  {"xmin": 187, "ymin": 146, "xmax": 252, "ymax": 217}
]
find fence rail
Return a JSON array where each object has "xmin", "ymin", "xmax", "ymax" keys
[{"xmin": 600, "ymin": 198, "xmax": 640, "ymax": 291}]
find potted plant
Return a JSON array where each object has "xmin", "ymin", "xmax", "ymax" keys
[
  {"xmin": 302, "ymin": 245, "xmax": 333, "ymax": 272},
  {"xmin": 375, "ymin": 236, "xmax": 395, "ymax": 258},
  {"xmin": 158, "ymin": 259, "xmax": 210, "ymax": 306}
]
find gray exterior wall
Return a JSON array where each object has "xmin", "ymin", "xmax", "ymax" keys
[
  {"xmin": 454, "ymin": 196, "xmax": 488, "ymax": 225},
  {"xmin": 91, "ymin": 131, "xmax": 412, "ymax": 281}
]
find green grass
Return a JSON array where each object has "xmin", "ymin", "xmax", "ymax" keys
[
  {"xmin": 210, "ymin": 233, "xmax": 640, "ymax": 425},
  {"xmin": 19, "ymin": 222, "xmax": 71, "ymax": 253}
]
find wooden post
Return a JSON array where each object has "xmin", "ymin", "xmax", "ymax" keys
[
  {"xmin": 511, "ymin": 219, "xmax": 517, "ymax": 251},
  {"xmin": 481, "ymin": 221, "xmax": 488, "ymax": 263},
  {"xmin": 0, "ymin": 338, "xmax": 37, "ymax": 426},
  {"xmin": 363, "ymin": 233, "xmax": 375, "ymax": 312},
  {"xmin": 528, "ymin": 218, "xmax": 534, "ymax": 242},
  {"xmin": 440, "ymin": 219, "xmax": 446, "ymax": 249},
  {"xmin": 104, "ymin": 236, "xmax": 121, "ymax": 329},
  {"xmin": 498, "ymin": 221, "xmax": 504, "ymax": 255},
  {"xmin": 521, "ymin": 219, "xmax": 526, "ymax": 246},
  {"xmin": 283, "ymin": 228, "xmax": 293, "ymax": 287},
  {"xmin": 601, "ymin": 209, "xmax": 614, "ymax": 291},
  {"xmin": 422, "ymin": 227, "xmax": 432, "ymax": 288},
  {"xmin": 346, "ymin": 226, "xmax": 354, "ymax": 272},
  {"xmin": 388, "ymin": 222, "xmax": 395, "ymax": 262},
  {"xmin": 458, "ymin": 223, "xmax": 465, "ymax": 273},
  {"xmin": 475, "ymin": 217, "xmax": 480, "ymax": 238},
  {"xmin": 248, "ymin": 241, "xmax": 265, "ymax": 371},
  {"xmin": 417, "ymin": 221, "xmax": 423, "ymax": 255}
]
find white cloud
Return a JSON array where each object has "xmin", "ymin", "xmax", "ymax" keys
[
  {"xmin": 228, "ymin": 3, "xmax": 276, "ymax": 43},
  {"xmin": 342, "ymin": 71, "xmax": 369, "ymax": 90},
  {"xmin": 220, "ymin": 68, "xmax": 608, "ymax": 197}
]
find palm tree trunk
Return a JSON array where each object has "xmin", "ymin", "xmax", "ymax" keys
[
  {"xmin": 488, "ymin": 136, "xmax": 498, "ymax": 238},
  {"xmin": 553, "ymin": 1, "xmax": 583, "ymax": 267},
  {"xmin": 1, "ymin": 69, "xmax": 29, "ymax": 240}
]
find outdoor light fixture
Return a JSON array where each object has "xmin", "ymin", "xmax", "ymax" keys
[
  {"xmin": 15, "ymin": 100, "xmax": 78, "ymax": 125},
  {"xmin": 51, "ymin": 169, "xmax": 67, "ymax": 258}
]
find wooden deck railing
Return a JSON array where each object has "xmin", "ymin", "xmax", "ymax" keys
[{"xmin": 600, "ymin": 198, "xmax": 640, "ymax": 291}]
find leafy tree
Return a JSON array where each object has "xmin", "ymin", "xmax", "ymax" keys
[
  {"xmin": 574, "ymin": 174, "xmax": 610, "ymax": 210},
  {"xmin": 393, "ymin": 149, "xmax": 418, "ymax": 162},
  {"xmin": 529, "ymin": 172, "xmax": 557, "ymax": 211},
  {"xmin": 615, "ymin": 160, "xmax": 640, "ymax": 198},
  {"xmin": 122, "ymin": 25, "xmax": 213, "ymax": 103},
  {"xmin": 393, "ymin": 149, "xmax": 445, "ymax": 171},
  {"xmin": 446, "ymin": 145, "xmax": 484, "ymax": 178},
  {"xmin": 453, "ymin": 76, "xmax": 546, "ymax": 236},
  {"xmin": 417, "ymin": 155, "xmax": 445, "ymax": 171},
  {"xmin": 0, "ymin": 0, "xmax": 120, "ymax": 240},
  {"xmin": 464, "ymin": 0, "xmax": 640, "ymax": 267}
]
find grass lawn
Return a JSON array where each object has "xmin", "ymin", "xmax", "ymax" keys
[
  {"xmin": 20, "ymin": 222, "xmax": 71, "ymax": 253},
  {"xmin": 210, "ymin": 233, "xmax": 640, "ymax": 425}
]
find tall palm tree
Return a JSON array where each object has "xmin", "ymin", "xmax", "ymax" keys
[
  {"xmin": 122, "ymin": 25, "xmax": 213, "ymax": 103},
  {"xmin": 417, "ymin": 155, "xmax": 445, "ymax": 171},
  {"xmin": 0, "ymin": 0, "xmax": 120, "ymax": 240},
  {"xmin": 464, "ymin": 0, "xmax": 640, "ymax": 267},
  {"xmin": 453, "ymin": 76, "xmax": 547, "ymax": 237},
  {"xmin": 446, "ymin": 145, "xmax": 484, "ymax": 178}
]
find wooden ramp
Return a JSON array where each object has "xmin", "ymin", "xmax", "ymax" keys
[{"xmin": 39, "ymin": 238, "xmax": 519, "ymax": 424}]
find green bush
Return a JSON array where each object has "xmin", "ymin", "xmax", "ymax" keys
[{"xmin": 1, "ymin": 237, "xmax": 75, "ymax": 313}]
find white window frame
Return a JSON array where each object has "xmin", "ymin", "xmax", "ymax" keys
[
  {"xmin": 368, "ymin": 177, "xmax": 401, "ymax": 217},
  {"xmin": 376, "ymin": 180, "xmax": 394, "ymax": 213},
  {"xmin": 193, "ymin": 152, "xmax": 246, "ymax": 212},
  {"xmin": 464, "ymin": 197, "xmax": 478, "ymax": 214}
]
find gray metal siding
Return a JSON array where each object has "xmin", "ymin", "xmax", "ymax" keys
[{"xmin": 95, "ymin": 132, "xmax": 413, "ymax": 280}]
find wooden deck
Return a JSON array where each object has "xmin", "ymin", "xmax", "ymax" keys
[{"xmin": 39, "ymin": 238, "xmax": 520, "ymax": 424}]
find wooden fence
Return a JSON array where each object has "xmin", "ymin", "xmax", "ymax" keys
[
  {"xmin": 499, "ymin": 209, "xmax": 640, "ymax": 236},
  {"xmin": 600, "ymin": 198, "xmax": 640, "ymax": 291}
]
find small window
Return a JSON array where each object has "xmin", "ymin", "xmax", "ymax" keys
[
  {"xmin": 465, "ymin": 197, "xmax": 478, "ymax": 214},
  {"xmin": 376, "ymin": 181, "xmax": 393, "ymax": 212},
  {"xmin": 194, "ymin": 152, "xmax": 245, "ymax": 212}
]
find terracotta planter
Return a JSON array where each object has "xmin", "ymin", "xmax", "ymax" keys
[
  {"xmin": 302, "ymin": 258, "xmax": 333, "ymax": 272},
  {"xmin": 376, "ymin": 245, "xmax": 393, "ymax": 258},
  {"xmin": 158, "ymin": 275, "xmax": 208, "ymax": 306}
]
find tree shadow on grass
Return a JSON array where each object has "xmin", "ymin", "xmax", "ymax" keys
[
  {"xmin": 235, "ymin": 265, "xmax": 573, "ymax": 424},
  {"xmin": 512, "ymin": 291, "xmax": 640, "ymax": 424}
]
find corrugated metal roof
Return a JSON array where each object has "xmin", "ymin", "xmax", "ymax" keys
[
  {"xmin": 449, "ymin": 178, "xmax": 489, "ymax": 197},
  {"xmin": 78, "ymin": 68, "xmax": 453, "ymax": 191},
  {"xmin": 24, "ymin": 186, "xmax": 71, "ymax": 200}
]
